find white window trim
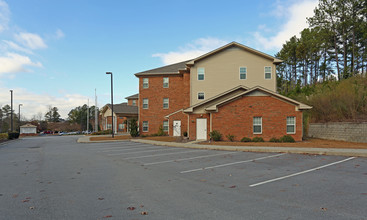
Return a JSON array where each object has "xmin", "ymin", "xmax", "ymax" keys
[
  {"xmin": 143, "ymin": 78, "xmax": 149, "ymax": 88},
  {"xmin": 163, "ymin": 98, "xmax": 169, "ymax": 109},
  {"xmin": 142, "ymin": 121, "xmax": 149, "ymax": 132},
  {"xmin": 286, "ymin": 116, "xmax": 296, "ymax": 134},
  {"xmin": 163, "ymin": 77, "xmax": 169, "ymax": 88},
  {"xmin": 142, "ymin": 98, "xmax": 148, "ymax": 109},
  {"xmin": 264, "ymin": 66, "xmax": 272, "ymax": 80},
  {"xmin": 239, "ymin": 66, "xmax": 247, "ymax": 80},
  {"xmin": 253, "ymin": 117, "xmax": 262, "ymax": 134},
  {"xmin": 197, "ymin": 67, "xmax": 205, "ymax": 81},
  {"xmin": 132, "ymin": 100, "xmax": 136, "ymax": 106},
  {"xmin": 197, "ymin": 92, "xmax": 205, "ymax": 100},
  {"xmin": 163, "ymin": 121, "xmax": 169, "ymax": 132}
]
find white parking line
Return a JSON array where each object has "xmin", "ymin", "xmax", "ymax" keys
[
  {"xmin": 107, "ymin": 148, "xmax": 180, "ymax": 156},
  {"xmin": 249, "ymin": 157, "xmax": 356, "ymax": 187},
  {"xmin": 180, "ymin": 153, "xmax": 285, "ymax": 174},
  {"xmin": 123, "ymin": 150, "xmax": 208, "ymax": 160},
  {"xmin": 144, "ymin": 152, "xmax": 238, "ymax": 166},
  {"xmin": 99, "ymin": 145, "xmax": 161, "ymax": 152}
]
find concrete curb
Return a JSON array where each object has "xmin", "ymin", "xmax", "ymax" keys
[
  {"xmin": 131, "ymin": 139, "xmax": 367, "ymax": 158},
  {"xmin": 76, "ymin": 137, "xmax": 367, "ymax": 157}
]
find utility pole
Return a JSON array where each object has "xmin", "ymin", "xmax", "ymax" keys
[
  {"xmin": 18, "ymin": 104, "xmax": 23, "ymax": 132},
  {"xmin": 95, "ymin": 88, "xmax": 98, "ymax": 133},
  {"xmin": 10, "ymin": 90, "xmax": 13, "ymax": 132},
  {"xmin": 106, "ymin": 72, "xmax": 114, "ymax": 138}
]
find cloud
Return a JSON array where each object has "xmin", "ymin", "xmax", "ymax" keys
[
  {"xmin": 0, "ymin": 52, "xmax": 42, "ymax": 76},
  {"xmin": 253, "ymin": 0, "xmax": 318, "ymax": 50},
  {"xmin": 153, "ymin": 37, "xmax": 229, "ymax": 65},
  {"xmin": 2, "ymin": 40, "xmax": 33, "ymax": 54},
  {"xmin": 0, "ymin": 0, "xmax": 10, "ymax": 32},
  {"xmin": 0, "ymin": 87, "xmax": 90, "ymax": 119},
  {"xmin": 55, "ymin": 29, "xmax": 65, "ymax": 39},
  {"xmin": 15, "ymin": 32, "xmax": 47, "ymax": 49}
]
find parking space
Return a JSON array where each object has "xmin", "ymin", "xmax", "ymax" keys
[{"xmin": 83, "ymin": 141, "xmax": 364, "ymax": 189}]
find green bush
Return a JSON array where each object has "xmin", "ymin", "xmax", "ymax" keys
[
  {"xmin": 240, "ymin": 137, "xmax": 252, "ymax": 142},
  {"xmin": 252, "ymin": 137, "xmax": 264, "ymax": 142},
  {"xmin": 269, "ymin": 137, "xmax": 280, "ymax": 142},
  {"xmin": 209, "ymin": 130, "xmax": 222, "ymax": 141},
  {"xmin": 183, "ymin": 131, "xmax": 188, "ymax": 137},
  {"xmin": 280, "ymin": 135, "xmax": 295, "ymax": 143},
  {"xmin": 92, "ymin": 130, "xmax": 112, "ymax": 135},
  {"xmin": 128, "ymin": 118, "xmax": 139, "ymax": 137},
  {"xmin": 156, "ymin": 125, "xmax": 166, "ymax": 136},
  {"xmin": 226, "ymin": 134, "xmax": 235, "ymax": 142},
  {"xmin": 8, "ymin": 132, "xmax": 20, "ymax": 140},
  {"xmin": 0, "ymin": 133, "xmax": 8, "ymax": 140}
]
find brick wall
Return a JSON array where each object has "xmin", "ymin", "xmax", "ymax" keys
[
  {"xmin": 212, "ymin": 96, "xmax": 303, "ymax": 141},
  {"xmin": 138, "ymin": 73, "xmax": 190, "ymax": 135},
  {"xmin": 308, "ymin": 122, "xmax": 367, "ymax": 143}
]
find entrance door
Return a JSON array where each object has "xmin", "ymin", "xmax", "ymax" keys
[
  {"xmin": 196, "ymin": 118, "xmax": 207, "ymax": 140},
  {"xmin": 173, "ymin": 120, "xmax": 181, "ymax": 136}
]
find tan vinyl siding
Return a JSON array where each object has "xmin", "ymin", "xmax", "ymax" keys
[{"xmin": 190, "ymin": 46, "xmax": 276, "ymax": 105}]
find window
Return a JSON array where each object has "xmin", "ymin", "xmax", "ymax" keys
[
  {"xmin": 240, "ymin": 67, "xmax": 247, "ymax": 79},
  {"xmin": 287, "ymin": 117, "xmax": 296, "ymax": 134},
  {"xmin": 107, "ymin": 124, "xmax": 112, "ymax": 129},
  {"xmin": 198, "ymin": 67, "xmax": 205, "ymax": 80},
  {"xmin": 132, "ymin": 100, "xmax": 136, "ymax": 106},
  {"xmin": 198, "ymin": 92, "xmax": 205, "ymax": 100},
  {"xmin": 265, "ymin": 66, "xmax": 272, "ymax": 79},
  {"xmin": 142, "ymin": 121, "xmax": 148, "ymax": 132},
  {"xmin": 143, "ymin": 78, "xmax": 149, "ymax": 88},
  {"xmin": 118, "ymin": 123, "xmax": 125, "ymax": 130},
  {"xmin": 253, "ymin": 117, "xmax": 262, "ymax": 134},
  {"xmin": 163, "ymin": 121, "xmax": 168, "ymax": 132},
  {"xmin": 163, "ymin": 98, "xmax": 169, "ymax": 109},
  {"xmin": 163, "ymin": 77, "xmax": 169, "ymax": 88},
  {"xmin": 142, "ymin": 98, "xmax": 148, "ymax": 109}
]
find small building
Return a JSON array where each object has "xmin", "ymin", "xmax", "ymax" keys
[{"xmin": 20, "ymin": 124, "xmax": 37, "ymax": 134}]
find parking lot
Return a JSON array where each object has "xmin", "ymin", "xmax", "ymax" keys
[{"xmin": 79, "ymin": 140, "xmax": 367, "ymax": 219}]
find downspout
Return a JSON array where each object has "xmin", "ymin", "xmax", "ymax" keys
[
  {"xmin": 187, "ymin": 114, "xmax": 190, "ymax": 139},
  {"xmin": 210, "ymin": 113, "xmax": 212, "ymax": 132}
]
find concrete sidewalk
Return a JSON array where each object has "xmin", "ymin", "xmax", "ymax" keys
[{"xmin": 77, "ymin": 136, "xmax": 367, "ymax": 157}]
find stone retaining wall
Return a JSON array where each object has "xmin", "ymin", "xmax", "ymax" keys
[{"xmin": 308, "ymin": 122, "xmax": 367, "ymax": 143}]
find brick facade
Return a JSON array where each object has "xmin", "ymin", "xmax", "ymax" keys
[
  {"xmin": 212, "ymin": 96, "xmax": 303, "ymax": 141},
  {"xmin": 139, "ymin": 73, "xmax": 190, "ymax": 135}
]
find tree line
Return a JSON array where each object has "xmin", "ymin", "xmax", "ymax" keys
[{"xmin": 276, "ymin": 0, "xmax": 367, "ymax": 94}]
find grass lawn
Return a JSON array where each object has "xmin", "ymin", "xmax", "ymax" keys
[{"xmin": 89, "ymin": 135, "xmax": 132, "ymax": 141}]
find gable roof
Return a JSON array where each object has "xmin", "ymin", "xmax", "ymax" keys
[
  {"xmin": 183, "ymin": 85, "xmax": 249, "ymax": 113},
  {"xmin": 205, "ymin": 86, "xmax": 312, "ymax": 111},
  {"xmin": 183, "ymin": 86, "xmax": 311, "ymax": 113},
  {"xmin": 20, "ymin": 123, "xmax": 37, "ymax": 128},
  {"xmin": 186, "ymin": 42, "xmax": 283, "ymax": 65},
  {"xmin": 125, "ymin": 93, "xmax": 139, "ymax": 100},
  {"xmin": 134, "ymin": 60, "xmax": 190, "ymax": 76},
  {"xmin": 101, "ymin": 103, "xmax": 138, "ymax": 115},
  {"xmin": 134, "ymin": 42, "xmax": 282, "ymax": 77}
]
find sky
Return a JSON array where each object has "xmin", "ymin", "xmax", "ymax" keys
[{"xmin": 0, "ymin": 0, "xmax": 318, "ymax": 119}]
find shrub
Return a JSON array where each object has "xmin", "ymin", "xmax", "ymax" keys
[
  {"xmin": 226, "ymin": 134, "xmax": 235, "ymax": 142},
  {"xmin": 183, "ymin": 131, "xmax": 188, "ymax": 137},
  {"xmin": 8, "ymin": 132, "xmax": 20, "ymax": 140},
  {"xmin": 156, "ymin": 125, "xmax": 166, "ymax": 136},
  {"xmin": 0, "ymin": 133, "xmax": 8, "ymax": 140},
  {"xmin": 128, "ymin": 118, "xmax": 139, "ymax": 137},
  {"xmin": 252, "ymin": 137, "xmax": 264, "ymax": 142},
  {"xmin": 92, "ymin": 130, "xmax": 112, "ymax": 135},
  {"xmin": 209, "ymin": 130, "xmax": 222, "ymax": 141},
  {"xmin": 240, "ymin": 137, "xmax": 252, "ymax": 142},
  {"xmin": 269, "ymin": 137, "xmax": 280, "ymax": 142},
  {"xmin": 280, "ymin": 135, "xmax": 295, "ymax": 143}
]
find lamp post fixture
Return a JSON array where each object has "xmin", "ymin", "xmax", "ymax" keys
[
  {"xmin": 10, "ymin": 90, "xmax": 13, "ymax": 132},
  {"xmin": 18, "ymin": 104, "xmax": 23, "ymax": 132},
  {"xmin": 106, "ymin": 72, "xmax": 114, "ymax": 138}
]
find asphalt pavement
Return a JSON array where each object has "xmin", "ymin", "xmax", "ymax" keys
[{"xmin": 1, "ymin": 136, "xmax": 366, "ymax": 219}]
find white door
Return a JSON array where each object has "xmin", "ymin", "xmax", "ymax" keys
[
  {"xmin": 196, "ymin": 118, "xmax": 207, "ymax": 140},
  {"xmin": 173, "ymin": 120, "xmax": 181, "ymax": 136}
]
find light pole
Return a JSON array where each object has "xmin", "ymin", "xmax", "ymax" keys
[
  {"xmin": 18, "ymin": 104, "xmax": 23, "ymax": 132},
  {"xmin": 10, "ymin": 90, "xmax": 13, "ymax": 132},
  {"xmin": 106, "ymin": 72, "xmax": 114, "ymax": 138}
]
